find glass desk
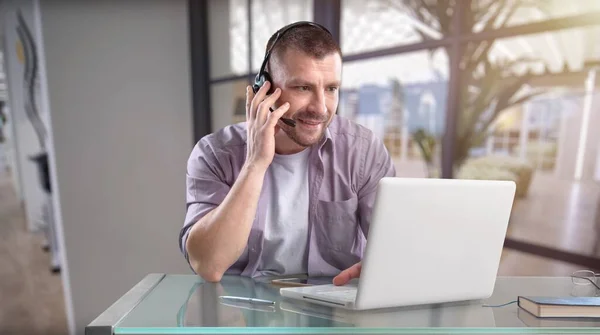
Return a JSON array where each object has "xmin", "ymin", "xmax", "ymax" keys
[{"xmin": 86, "ymin": 274, "xmax": 600, "ymax": 334}]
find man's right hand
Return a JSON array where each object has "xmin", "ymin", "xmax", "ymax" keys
[
  {"xmin": 245, "ymin": 81, "xmax": 290, "ymax": 171},
  {"xmin": 185, "ymin": 82, "xmax": 289, "ymax": 282}
]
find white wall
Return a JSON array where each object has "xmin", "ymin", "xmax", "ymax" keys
[
  {"xmin": 2, "ymin": 0, "xmax": 48, "ymax": 230},
  {"xmin": 38, "ymin": 0, "xmax": 194, "ymax": 333}
]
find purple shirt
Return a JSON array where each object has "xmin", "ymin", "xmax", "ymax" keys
[{"xmin": 180, "ymin": 115, "xmax": 396, "ymax": 277}]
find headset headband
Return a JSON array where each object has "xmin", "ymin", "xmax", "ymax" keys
[{"xmin": 254, "ymin": 21, "xmax": 332, "ymax": 92}]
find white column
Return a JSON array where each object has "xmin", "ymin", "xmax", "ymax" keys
[
  {"xmin": 574, "ymin": 69, "xmax": 596, "ymax": 181},
  {"xmin": 583, "ymin": 89, "xmax": 600, "ymax": 181},
  {"xmin": 554, "ymin": 99, "xmax": 569, "ymax": 178}
]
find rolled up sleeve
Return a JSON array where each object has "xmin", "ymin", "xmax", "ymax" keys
[{"xmin": 179, "ymin": 140, "xmax": 231, "ymax": 267}]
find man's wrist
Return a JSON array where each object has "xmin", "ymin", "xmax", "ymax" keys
[{"xmin": 241, "ymin": 161, "xmax": 268, "ymax": 178}]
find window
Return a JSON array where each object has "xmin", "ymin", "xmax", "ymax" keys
[
  {"xmin": 250, "ymin": 0, "xmax": 313, "ymax": 72},
  {"xmin": 341, "ymin": 49, "xmax": 448, "ymax": 177},
  {"xmin": 208, "ymin": 0, "xmax": 249, "ymax": 79}
]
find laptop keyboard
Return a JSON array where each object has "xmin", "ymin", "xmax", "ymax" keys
[{"xmin": 314, "ymin": 288, "xmax": 357, "ymax": 302}]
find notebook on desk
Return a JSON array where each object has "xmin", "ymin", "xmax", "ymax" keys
[
  {"xmin": 517, "ymin": 308, "xmax": 600, "ymax": 327},
  {"xmin": 518, "ymin": 296, "xmax": 600, "ymax": 318}
]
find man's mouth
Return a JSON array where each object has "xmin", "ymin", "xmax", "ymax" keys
[{"xmin": 297, "ymin": 119, "xmax": 323, "ymax": 127}]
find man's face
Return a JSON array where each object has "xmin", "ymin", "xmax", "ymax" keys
[{"xmin": 269, "ymin": 48, "xmax": 342, "ymax": 147}]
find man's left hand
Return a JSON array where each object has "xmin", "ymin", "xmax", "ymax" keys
[{"xmin": 333, "ymin": 262, "xmax": 361, "ymax": 286}]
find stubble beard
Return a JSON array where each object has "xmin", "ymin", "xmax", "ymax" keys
[{"xmin": 281, "ymin": 126, "xmax": 326, "ymax": 147}]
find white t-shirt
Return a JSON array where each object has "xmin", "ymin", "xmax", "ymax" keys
[{"xmin": 259, "ymin": 147, "xmax": 311, "ymax": 276}]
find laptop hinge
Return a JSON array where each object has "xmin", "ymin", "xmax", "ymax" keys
[{"xmin": 302, "ymin": 296, "xmax": 347, "ymax": 306}]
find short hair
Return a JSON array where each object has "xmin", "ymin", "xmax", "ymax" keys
[{"xmin": 265, "ymin": 23, "xmax": 341, "ymax": 68}]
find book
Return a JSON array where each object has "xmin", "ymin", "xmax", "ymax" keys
[
  {"xmin": 518, "ymin": 308, "xmax": 600, "ymax": 327},
  {"xmin": 518, "ymin": 296, "xmax": 600, "ymax": 318}
]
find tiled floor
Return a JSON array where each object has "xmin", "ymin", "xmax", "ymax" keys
[
  {"xmin": 0, "ymin": 171, "xmax": 68, "ymax": 335},
  {"xmin": 0, "ymin": 162, "xmax": 598, "ymax": 333}
]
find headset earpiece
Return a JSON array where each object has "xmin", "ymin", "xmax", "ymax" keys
[
  {"xmin": 252, "ymin": 74, "xmax": 263, "ymax": 94},
  {"xmin": 252, "ymin": 72, "xmax": 274, "ymax": 94}
]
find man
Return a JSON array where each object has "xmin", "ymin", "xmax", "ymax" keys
[{"xmin": 180, "ymin": 22, "xmax": 395, "ymax": 285}]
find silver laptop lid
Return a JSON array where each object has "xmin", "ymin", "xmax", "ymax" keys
[{"xmin": 355, "ymin": 177, "xmax": 516, "ymax": 310}]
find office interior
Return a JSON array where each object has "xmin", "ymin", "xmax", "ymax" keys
[{"xmin": 0, "ymin": 0, "xmax": 598, "ymax": 334}]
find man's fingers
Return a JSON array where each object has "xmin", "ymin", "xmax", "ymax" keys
[
  {"xmin": 332, "ymin": 271, "xmax": 351, "ymax": 286},
  {"xmin": 264, "ymin": 102, "xmax": 290, "ymax": 129},
  {"xmin": 261, "ymin": 87, "xmax": 281, "ymax": 107},
  {"xmin": 249, "ymin": 81, "xmax": 271, "ymax": 121},
  {"xmin": 245, "ymin": 86, "xmax": 254, "ymax": 120},
  {"xmin": 256, "ymin": 88, "xmax": 282, "ymax": 124},
  {"xmin": 333, "ymin": 263, "xmax": 362, "ymax": 286}
]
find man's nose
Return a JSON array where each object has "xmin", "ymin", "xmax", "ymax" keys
[{"xmin": 308, "ymin": 90, "xmax": 327, "ymax": 116}]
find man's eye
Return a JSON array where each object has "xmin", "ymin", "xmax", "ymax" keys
[
  {"xmin": 297, "ymin": 86, "xmax": 309, "ymax": 91},
  {"xmin": 327, "ymin": 87, "xmax": 339, "ymax": 92}
]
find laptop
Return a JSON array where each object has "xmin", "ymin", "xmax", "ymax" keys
[{"xmin": 279, "ymin": 177, "xmax": 516, "ymax": 310}]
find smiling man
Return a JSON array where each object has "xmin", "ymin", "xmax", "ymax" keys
[{"xmin": 180, "ymin": 22, "xmax": 395, "ymax": 285}]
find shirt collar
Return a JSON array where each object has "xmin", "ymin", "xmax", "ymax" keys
[{"xmin": 318, "ymin": 115, "xmax": 335, "ymax": 152}]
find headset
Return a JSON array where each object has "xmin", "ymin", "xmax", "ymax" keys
[{"xmin": 252, "ymin": 21, "xmax": 333, "ymax": 127}]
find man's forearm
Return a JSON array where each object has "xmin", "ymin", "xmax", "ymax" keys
[{"xmin": 186, "ymin": 163, "xmax": 266, "ymax": 281}]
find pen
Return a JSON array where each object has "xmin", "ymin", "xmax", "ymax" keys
[{"xmin": 219, "ymin": 295, "xmax": 276, "ymax": 305}]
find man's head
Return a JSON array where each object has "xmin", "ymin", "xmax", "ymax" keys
[{"xmin": 261, "ymin": 22, "xmax": 342, "ymax": 152}]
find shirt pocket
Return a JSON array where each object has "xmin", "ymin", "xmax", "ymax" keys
[{"xmin": 316, "ymin": 196, "xmax": 360, "ymax": 253}]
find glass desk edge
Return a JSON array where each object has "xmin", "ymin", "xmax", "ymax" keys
[
  {"xmin": 113, "ymin": 327, "xmax": 600, "ymax": 335},
  {"xmin": 86, "ymin": 273, "xmax": 166, "ymax": 335}
]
